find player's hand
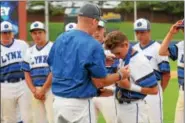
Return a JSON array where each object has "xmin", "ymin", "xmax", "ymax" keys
[
  {"xmin": 34, "ymin": 88, "xmax": 46, "ymax": 101},
  {"xmin": 105, "ymin": 54, "xmax": 115, "ymax": 67},
  {"xmin": 117, "ymin": 78, "xmax": 130, "ymax": 89},
  {"xmin": 99, "ymin": 88, "xmax": 113, "ymax": 97},
  {"xmin": 119, "ymin": 65, "xmax": 130, "ymax": 79},
  {"xmin": 169, "ymin": 20, "xmax": 183, "ymax": 34}
]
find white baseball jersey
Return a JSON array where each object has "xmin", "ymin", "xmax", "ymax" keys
[
  {"xmin": 118, "ymin": 51, "xmax": 158, "ymax": 95},
  {"xmin": 0, "ymin": 39, "xmax": 29, "ymax": 81},
  {"xmin": 22, "ymin": 42, "xmax": 53, "ymax": 86},
  {"xmin": 134, "ymin": 41, "xmax": 170, "ymax": 81},
  {"xmin": 134, "ymin": 41, "xmax": 170, "ymax": 123},
  {"xmin": 116, "ymin": 51, "xmax": 157, "ymax": 123},
  {"xmin": 168, "ymin": 41, "xmax": 184, "ymax": 86},
  {"xmin": 169, "ymin": 41, "xmax": 184, "ymax": 123},
  {"xmin": 1, "ymin": 39, "xmax": 32, "ymax": 123}
]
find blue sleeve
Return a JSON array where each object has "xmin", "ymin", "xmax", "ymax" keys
[
  {"xmin": 86, "ymin": 44, "xmax": 107, "ymax": 78},
  {"xmin": 136, "ymin": 72, "xmax": 158, "ymax": 87},
  {"xmin": 158, "ymin": 61, "xmax": 170, "ymax": 73},
  {"xmin": 21, "ymin": 61, "xmax": 30, "ymax": 72},
  {"xmin": 168, "ymin": 45, "xmax": 178, "ymax": 61}
]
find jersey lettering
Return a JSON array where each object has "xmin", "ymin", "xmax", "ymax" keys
[
  {"xmin": 1, "ymin": 51, "xmax": 22, "ymax": 63},
  {"xmin": 34, "ymin": 55, "xmax": 48, "ymax": 64}
]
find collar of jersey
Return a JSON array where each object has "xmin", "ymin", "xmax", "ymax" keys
[
  {"xmin": 36, "ymin": 41, "xmax": 49, "ymax": 51},
  {"xmin": 139, "ymin": 40, "xmax": 155, "ymax": 50}
]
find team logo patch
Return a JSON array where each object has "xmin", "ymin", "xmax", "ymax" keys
[
  {"xmin": 69, "ymin": 24, "xmax": 73, "ymax": 29},
  {"xmin": 137, "ymin": 22, "xmax": 142, "ymax": 27},
  {"xmin": 34, "ymin": 23, "xmax": 39, "ymax": 27},
  {"xmin": 4, "ymin": 24, "xmax": 9, "ymax": 28},
  {"xmin": 146, "ymin": 55, "xmax": 152, "ymax": 60}
]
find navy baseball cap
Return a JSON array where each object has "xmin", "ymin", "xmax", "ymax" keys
[
  {"xmin": 78, "ymin": 3, "xmax": 103, "ymax": 21},
  {"xmin": 134, "ymin": 18, "xmax": 151, "ymax": 31}
]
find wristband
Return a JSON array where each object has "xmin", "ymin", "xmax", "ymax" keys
[{"xmin": 130, "ymin": 83, "xmax": 142, "ymax": 92}]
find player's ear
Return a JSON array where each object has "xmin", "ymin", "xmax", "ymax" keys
[{"xmin": 92, "ymin": 18, "xmax": 98, "ymax": 26}]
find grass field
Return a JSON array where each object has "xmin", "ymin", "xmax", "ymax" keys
[{"xmin": 26, "ymin": 22, "xmax": 184, "ymax": 42}]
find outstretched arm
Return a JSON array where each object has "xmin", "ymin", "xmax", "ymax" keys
[{"xmin": 159, "ymin": 20, "xmax": 183, "ymax": 56}]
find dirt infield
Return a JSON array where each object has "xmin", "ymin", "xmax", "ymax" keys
[{"xmin": 171, "ymin": 71, "xmax": 177, "ymax": 79}]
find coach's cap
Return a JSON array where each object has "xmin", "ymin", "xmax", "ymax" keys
[
  {"xmin": 134, "ymin": 18, "xmax": 151, "ymax": 31},
  {"xmin": 78, "ymin": 3, "xmax": 102, "ymax": 21},
  {"xmin": 0, "ymin": 21, "xmax": 13, "ymax": 33},
  {"xmin": 98, "ymin": 20, "xmax": 105, "ymax": 28},
  {"xmin": 30, "ymin": 21, "xmax": 45, "ymax": 32},
  {"xmin": 65, "ymin": 22, "xmax": 77, "ymax": 31}
]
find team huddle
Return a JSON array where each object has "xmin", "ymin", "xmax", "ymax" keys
[{"xmin": 0, "ymin": 2, "xmax": 184, "ymax": 123}]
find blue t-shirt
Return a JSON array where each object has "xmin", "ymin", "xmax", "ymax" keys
[{"xmin": 48, "ymin": 30, "xmax": 107, "ymax": 98}]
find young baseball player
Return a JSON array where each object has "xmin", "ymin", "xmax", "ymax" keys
[
  {"xmin": 92, "ymin": 20, "xmax": 117, "ymax": 123},
  {"xmin": 159, "ymin": 20, "xmax": 184, "ymax": 123},
  {"xmin": 47, "ymin": 3, "xmax": 132, "ymax": 123},
  {"xmin": 133, "ymin": 18, "xmax": 171, "ymax": 123},
  {"xmin": 21, "ymin": 21, "xmax": 54, "ymax": 123},
  {"xmin": 104, "ymin": 30, "xmax": 159, "ymax": 123},
  {"xmin": 0, "ymin": 21, "xmax": 32, "ymax": 123}
]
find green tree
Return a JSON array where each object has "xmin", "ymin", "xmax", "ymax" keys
[{"xmin": 116, "ymin": 1, "xmax": 184, "ymax": 15}]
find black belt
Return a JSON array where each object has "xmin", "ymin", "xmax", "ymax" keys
[
  {"xmin": 116, "ymin": 97, "xmax": 142, "ymax": 104},
  {"xmin": 115, "ymin": 87, "xmax": 144, "ymax": 104},
  {"xmin": 0, "ymin": 78, "xmax": 24, "ymax": 83}
]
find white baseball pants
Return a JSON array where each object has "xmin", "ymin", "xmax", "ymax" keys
[{"xmin": 53, "ymin": 96, "xmax": 96, "ymax": 123}]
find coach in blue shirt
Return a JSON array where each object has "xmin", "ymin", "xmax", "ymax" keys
[{"xmin": 48, "ymin": 3, "xmax": 129, "ymax": 123}]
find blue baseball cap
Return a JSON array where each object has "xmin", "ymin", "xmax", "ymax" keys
[{"xmin": 134, "ymin": 18, "xmax": 151, "ymax": 31}]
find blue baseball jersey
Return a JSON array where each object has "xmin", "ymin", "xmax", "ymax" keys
[
  {"xmin": 0, "ymin": 39, "xmax": 29, "ymax": 82},
  {"xmin": 118, "ymin": 51, "xmax": 158, "ymax": 99},
  {"xmin": 168, "ymin": 41, "xmax": 184, "ymax": 86},
  {"xmin": 134, "ymin": 41, "xmax": 170, "ymax": 81},
  {"xmin": 48, "ymin": 30, "xmax": 107, "ymax": 98},
  {"xmin": 22, "ymin": 42, "xmax": 53, "ymax": 86}
]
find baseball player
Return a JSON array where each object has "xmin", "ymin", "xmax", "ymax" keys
[
  {"xmin": 47, "ymin": 3, "xmax": 132, "ymax": 123},
  {"xmin": 0, "ymin": 21, "xmax": 32, "ymax": 123},
  {"xmin": 104, "ymin": 30, "xmax": 159, "ymax": 123},
  {"xmin": 92, "ymin": 20, "xmax": 117, "ymax": 123},
  {"xmin": 159, "ymin": 20, "xmax": 184, "ymax": 123},
  {"xmin": 65, "ymin": 22, "xmax": 77, "ymax": 31},
  {"xmin": 21, "ymin": 21, "xmax": 54, "ymax": 123},
  {"xmin": 133, "ymin": 18, "xmax": 171, "ymax": 123}
]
